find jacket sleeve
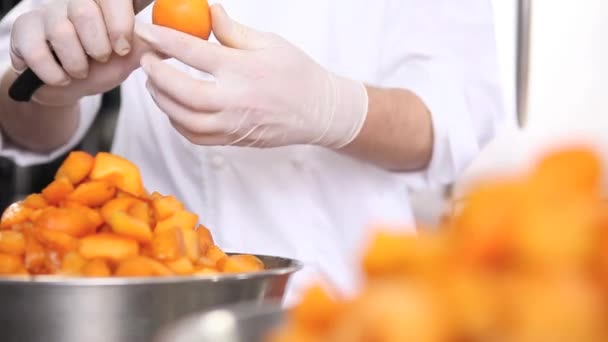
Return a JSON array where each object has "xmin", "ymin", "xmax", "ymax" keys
[
  {"xmin": 377, "ymin": 0, "xmax": 517, "ymax": 190},
  {"xmin": 0, "ymin": 0, "xmax": 102, "ymax": 167}
]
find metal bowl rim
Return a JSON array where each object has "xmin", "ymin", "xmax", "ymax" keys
[{"xmin": 0, "ymin": 254, "xmax": 303, "ymax": 286}]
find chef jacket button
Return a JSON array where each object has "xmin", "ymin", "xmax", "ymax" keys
[
  {"xmin": 211, "ymin": 155, "xmax": 224, "ymax": 168},
  {"xmin": 291, "ymin": 158, "xmax": 303, "ymax": 170}
]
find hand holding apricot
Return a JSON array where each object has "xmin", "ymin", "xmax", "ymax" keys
[{"xmin": 136, "ymin": 4, "xmax": 368, "ymax": 149}]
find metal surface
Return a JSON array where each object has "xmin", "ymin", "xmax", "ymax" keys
[
  {"xmin": 0, "ymin": 254, "xmax": 300, "ymax": 342},
  {"xmin": 155, "ymin": 301, "xmax": 286, "ymax": 342},
  {"xmin": 516, "ymin": 0, "xmax": 531, "ymax": 127}
]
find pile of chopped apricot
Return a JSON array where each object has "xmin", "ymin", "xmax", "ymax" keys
[
  {"xmin": 0, "ymin": 151, "xmax": 264, "ymax": 278},
  {"xmin": 268, "ymin": 146, "xmax": 608, "ymax": 342}
]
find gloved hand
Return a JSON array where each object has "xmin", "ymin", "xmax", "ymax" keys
[
  {"xmin": 136, "ymin": 4, "xmax": 369, "ymax": 149},
  {"xmin": 9, "ymin": 0, "xmax": 148, "ymax": 106}
]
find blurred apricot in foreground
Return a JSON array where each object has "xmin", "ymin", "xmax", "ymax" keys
[{"xmin": 267, "ymin": 146, "xmax": 608, "ymax": 342}]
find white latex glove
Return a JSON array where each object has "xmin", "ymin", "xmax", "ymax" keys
[
  {"xmin": 9, "ymin": 0, "xmax": 149, "ymax": 105},
  {"xmin": 135, "ymin": 4, "xmax": 368, "ymax": 149}
]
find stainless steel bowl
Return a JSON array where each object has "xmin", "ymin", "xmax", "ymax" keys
[
  {"xmin": 0, "ymin": 254, "xmax": 300, "ymax": 342},
  {"xmin": 155, "ymin": 301, "xmax": 286, "ymax": 342}
]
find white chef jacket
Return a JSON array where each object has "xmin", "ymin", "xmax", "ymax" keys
[{"xmin": 0, "ymin": 0, "xmax": 512, "ymax": 304}]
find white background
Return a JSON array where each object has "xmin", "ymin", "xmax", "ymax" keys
[{"xmin": 492, "ymin": 0, "xmax": 608, "ymax": 130}]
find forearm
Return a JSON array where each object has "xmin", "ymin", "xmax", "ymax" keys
[
  {"xmin": 0, "ymin": 68, "xmax": 80, "ymax": 153},
  {"xmin": 341, "ymin": 86, "xmax": 433, "ymax": 172}
]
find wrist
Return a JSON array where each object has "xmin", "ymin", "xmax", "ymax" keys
[{"xmin": 315, "ymin": 73, "xmax": 369, "ymax": 149}]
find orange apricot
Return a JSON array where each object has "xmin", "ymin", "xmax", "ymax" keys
[
  {"xmin": 165, "ymin": 257, "xmax": 195, "ymax": 275},
  {"xmin": 0, "ymin": 202, "xmax": 31, "ymax": 230},
  {"xmin": 67, "ymin": 180, "xmax": 116, "ymax": 207},
  {"xmin": 22, "ymin": 194, "xmax": 48, "ymax": 209},
  {"xmin": 107, "ymin": 211, "xmax": 153, "ymax": 243},
  {"xmin": 221, "ymin": 254, "xmax": 264, "ymax": 273},
  {"xmin": 151, "ymin": 227, "xmax": 184, "ymax": 261},
  {"xmin": 82, "ymin": 259, "xmax": 112, "ymax": 277},
  {"xmin": 0, "ymin": 231, "xmax": 25, "ymax": 255},
  {"xmin": 90, "ymin": 152, "xmax": 145, "ymax": 197},
  {"xmin": 60, "ymin": 252, "xmax": 87, "ymax": 275},
  {"xmin": 34, "ymin": 207, "xmax": 96, "ymax": 238},
  {"xmin": 34, "ymin": 229, "xmax": 79, "ymax": 253},
  {"xmin": 115, "ymin": 256, "xmax": 173, "ymax": 277},
  {"xmin": 155, "ymin": 210, "xmax": 198, "ymax": 233},
  {"xmin": 55, "ymin": 151, "xmax": 95, "ymax": 185},
  {"xmin": 79, "ymin": 233, "xmax": 139, "ymax": 261},
  {"xmin": 41, "ymin": 177, "xmax": 74, "ymax": 205},
  {"xmin": 0, "ymin": 253, "xmax": 24, "ymax": 274},
  {"xmin": 152, "ymin": 195, "xmax": 184, "ymax": 221},
  {"xmin": 152, "ymin": 0, "xmax": 212, "ymax": 40},
  {"xmin": 196, "ymin": 224, "xmax": 214, "ymax": 253}
]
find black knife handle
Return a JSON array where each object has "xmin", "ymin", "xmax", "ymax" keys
[{"xmin": 8, "ymin": 50, "xmax": 61, "ymax": 102}]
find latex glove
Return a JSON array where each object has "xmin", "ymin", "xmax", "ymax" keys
[
  {"xmin": 9, "ymin": 0, "xmax": 148, "ymax": 105},
  {"xmin": 135, "ymin": 4, "xmax": 368, "ymax": 149}
]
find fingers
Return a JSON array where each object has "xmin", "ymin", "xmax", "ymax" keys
[
  {"xmin": 145, "ymin": 78, "xmax": 226, "ymax": 136},
  {"xmin": 11, "ymin": 11, "xmax": 70, "ymax": 85},
  {"xmin": 169, "ymin": 119, "xmax": 230, "ymax": 146},
  {"xmin": 95, "ymin": 0, "xmax": 135, "ymax": 56},
  {"xmin": 44, "ymin": 8, "xmax": 89, "ymax": 79},
  {"xmin": 210, "ymin": 4, "xmax": 269, "ymax": 50},
  {"xmin": 140, "ymin": 52, "xmax": 224, "ymax": 111},
  {"xmin": 31, "ymin": 35, "xmax": 154, "ymax": 105},
  {"xmin": 135, "ymin": 22, "xmax": 231, "ymax": 73},
  {"xmin": 67, "ymin": 0, "xmax": 112, "ymax": 62}
]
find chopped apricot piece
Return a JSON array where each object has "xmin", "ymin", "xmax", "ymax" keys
[
  {"xmin": 108, "ymin": 211, "xmax": 152, "ymax": 243},
  {"xmin": 0, "ymin": 231, "xmax": 25, "ymax": 255},
  {"xmin": 82, "ymin": 259, "xmax": 111, "ymax": 277},
  {"xmin": 22, "ymin": 194, "xmax": 48, "ymax": 209},
  {"xmin": 28, "ymin": 209, "xmax": 44, "ymax": 222},
  {"xmin": 55, "ymin": 151, "xmax": 95, "ymax": 185},
  {"xmin": 90, "ymin": 152, "xmax": 145, "ymax": 197},
  {"xmin": 60, "ymin": 252, "xmax": 87, "ymax": 275},
  {"xmin": 221, "ymin": 254, "xmax": 264, "ymax": 273},
  {"xmin": 41, "ymin": 177, "xmax": 74, "ymax": 205},
  {"xmin": 196, "ymin": 256, "xmax": 217, "ymax": 268},
  {"xmin": 45, "ymin": 250, "xmax": 61, "ymax": 273},
  {"xmin": 0, "ymin": 202, "xmax": 31, "ymax": 230},
  {"xmin": 62, "ymin": 201, "xmax": 104, "ymax": 229},
  {"xmin": 67, "ymin": 180, "xmax": 116, "ymax": 207},
  {"xmin": 193, "ymin": 267, "xmax": 219, "ymax": 275},
  {"xmin": 206, "ymin": 245, "xmax": 228, "ymax": 265},
  {"xmin": 155, "ymin": 210, "xmax": 198, "ymax": 233},
  {"xmin": 165, "ymin": 257, "xmax": 195, "ymax": 275},
  {"xmin": 34, "ymin": 229, "xmax": 79, "ymax": 253},
  {"xmin": 127, "ymin": 201, "xmax": 152, "ymax": 227},
  {"xmin": 152, "ymin": 195, "xmax": 184, "ymax": 221},
  {"xmin": 34, "ymin": 207, "xmax": 96, "ymax": 237},
  {"xmin": 101, "ymin": 197, "xmax": 137, "ymax": 223},
  {"xmin": 23, "ymin": 231, "xmax": 47, "ymax": 273},
  {"xmin": 0, "ymin": 253, "xmax": 24, "ymax": 274},
  {"xmin": 180, "ymin": 227, "xmax": 200, "ymax": 262},
  {"xmin": 79, "ymin": 233, "xmax": 139, "ymax": 261},
  {"xmin": 115, "ymin": 256, "xmax": 173, "ymax": 277},
  {"xmin": 151, "ymin": 227, "xmax": 184, "ymax": 261},
  {"xmin": 196, "ymin": 224, "xmax": 214, "ymax": 253}
]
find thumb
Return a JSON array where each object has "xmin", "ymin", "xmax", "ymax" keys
[{"xmin": 210, "ymin": 4, "xmax": 268, "ymax": 50}]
